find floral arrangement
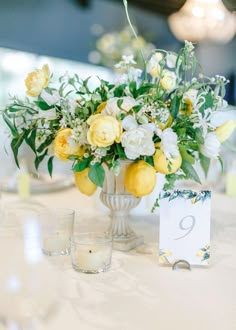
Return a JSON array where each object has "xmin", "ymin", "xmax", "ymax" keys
[
  {"xmin": 90, "ymin": 25, "xmax": 155, "ymax": 69},
  {"xmin": 1, "ymin": 1, "xmax": 236, "ymax": 199}
]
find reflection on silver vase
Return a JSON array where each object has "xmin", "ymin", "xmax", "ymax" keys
[{"xmin": 100, "ymin": 161, "xmax": 144, "ymax": 251}]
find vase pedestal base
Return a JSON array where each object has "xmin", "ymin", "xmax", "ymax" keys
[{"xmin": 112, "ymin": 235, "xmax": 144, "ymax": 252}]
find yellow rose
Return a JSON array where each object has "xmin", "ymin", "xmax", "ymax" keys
[
  {"xmin": 160, "ymin": 70, "xmax": 176, "ymax": 91},
  {"xmin": 87, "ymin": 114, "xmax": 122, "ymax": 147},
  {"xmin": 53, "ymin": 128, "xmax": 84, "ymax": 161},
  {"xmin": 215, "ymin": 120, "xmax": 236, "ymax": 143},
  {"xmin": 25, "ymin": 64, "xmax": 50, "ymax": 97}
]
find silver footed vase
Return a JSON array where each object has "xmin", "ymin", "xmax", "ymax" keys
[{"xmin": 100, "ymin": 161, "xmax": 144, "ymax": 251}]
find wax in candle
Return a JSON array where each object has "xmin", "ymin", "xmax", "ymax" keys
[{"xmin": 74, "ymin": 246, "xmax": 107, "ymax": 271}]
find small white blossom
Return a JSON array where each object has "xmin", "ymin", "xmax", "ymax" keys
[
  {"xmin": 128, "ymin": 67, "xmax": 142, "ymax": 81},
  {"xmin": 34, "ymin": 108, "xmax": 57, "ymax": 121},
  {"xmin": 41, "ymin": 90, "xmax": 60, "ymax": 106},
  {"xmin": 114, "ymin": 73, "xmax": 129, "ymax": 85},
  {"xmin": 200, "ymin": 132, "xmax": 221, "ymax": 159},
  {"xmin": 166, "ymin": 53, "xmax": 177, "ymax": 68},
  {"xmin": 184, "ymin": 40, "xmax": 195, "ymax": 53},
  {"xmin": 61, "ymin": 97, "xmax": 78, "ymax": 115},
  {"xmin": 156, "ymin": 128, "xmax": 179, "ymax": 159},
  {"xmin": 115, "ymin": 55, "xmax": 136, "ymax": 69},
  {"xmin": 191, "ymin": 108, "xmax": 213, "ymax": 137}
]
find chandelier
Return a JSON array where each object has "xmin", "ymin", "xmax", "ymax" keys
[{"xmin": 168, "ymin": 0, "xmax": 236, "ymax": 43}]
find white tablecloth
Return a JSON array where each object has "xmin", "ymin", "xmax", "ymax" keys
[{"xmin": 1, "ymin": 188, "xmax": 236, "ymax": 330}]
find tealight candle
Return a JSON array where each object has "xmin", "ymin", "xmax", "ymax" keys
[{"xmin": 70, "ymin": 233, "xmax": 112, "ymax": 273}]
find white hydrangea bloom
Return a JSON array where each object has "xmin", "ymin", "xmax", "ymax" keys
[
  {"xmin": 200, "ymin": 132, "xmax": 221, "ymax": 159},
  {"xmin": 121, "ymin": 115, "xmax": 155, "ymax": 159},
  {"xmin": 156, "ymin": 127, "xmax": 179, "ymax": 159}
]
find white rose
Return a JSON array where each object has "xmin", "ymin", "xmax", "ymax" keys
[
  {"xmin": 160, "ymin": 70, "xmax": 176, "ymax": 91},
  {"xmin": 146, "ymin": 52, "xmax": 163, "ymax": 78},
  {"xmin": 121, "ymin": 116, "xmax": 155, "ymax": 159},
  {"xmin": 200, "ymin": 132, "xmax": 221, "ymax": 159},
  {"xmin": 156, "ymin": 127, "xmax": 179, "ymax": 159},
  {"xmin": 102, "ymin": 96, "xmax": 138, "ymax": 117}
]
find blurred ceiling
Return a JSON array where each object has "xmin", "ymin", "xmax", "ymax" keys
[{"xmin": 77, "ymin": 0, "xmax": 236, "ymax": 15}]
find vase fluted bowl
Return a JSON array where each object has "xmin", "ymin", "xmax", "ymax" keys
[{"xmin": 100, "ymin": 161, "xmax": 144, "ymax": 251}]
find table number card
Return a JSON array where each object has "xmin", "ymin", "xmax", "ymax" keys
[{"xmin": 159, "ymin": 190, "xmax": 211, "ymax": 266}]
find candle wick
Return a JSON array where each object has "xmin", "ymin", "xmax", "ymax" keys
[{"xmin": 89, "ymin": 250, "xmax": 92, "ymax": 253}]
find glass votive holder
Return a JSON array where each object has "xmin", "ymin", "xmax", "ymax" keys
[
  {"xmin": 40, "ymin": 208, "xmax": 75, "ymax": 256},
  {"xmin": 70, "ymin": 232, "xmax": 113, "ymax": 274}
]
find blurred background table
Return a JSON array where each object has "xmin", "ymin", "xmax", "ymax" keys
[{"xmin": 0, "ymin": 188, "xmax": 235, "ymax": 330}]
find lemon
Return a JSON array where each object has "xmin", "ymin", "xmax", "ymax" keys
[
  {"xmin": 74, "ymin": 168, "xmax": 97, "ymax": 196},
  {"xmin": 124, "ymin": 160, "xmax": 157, "ymax": 198},
  {"xmin": 153, "ymin": 145, "xmax": 182, "ymax": 174}
]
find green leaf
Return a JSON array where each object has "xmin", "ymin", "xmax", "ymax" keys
[
  {"xmin": 195, "ymin": 128, "xmax": 204, "ymax": 144},
  {"xmin": 143, "ymin": 156, "xmax": 154, "ymax": 167},
  {"xmin": 2, "ymin": 113, "xmax": 18, "ymax": 137},
  {"xmin": 199, "ymin": 153, "xmax": 211, "ymax": 177},
  {"xmin": 181, "ymin": 160, "xmax": 201, "ymax": 184},
  {"xmin": 67, "ymin": 155, "xmax": 79, "ymax": 160},
  {"xmin": 114, "ymin": 84, "xmax": 126, "ymax": 97},
  {"xmin": 132, "ymin": 105, "xmax": 142, "ymax": 113},
  {"xmin": 179, "ymin": 145, "xmax": 195, "ymax": 164},
  {"xmin": 171, "ymin": 94, "xmax": 181, "ymax": 119},
  {"xmin": 47, "ymin": 156, "xmax": 54, "ymax": 177},
  {"xmin": 73, "ymin": 159, "xmax": 90, "ymax": 172},
  {"xmin": 34, "ymin": 149, "xmax": 48, "ymax": 170},
  {"xmin": 10, "ymin": 133, "xmax": 25, "ymax": 168},
  {"xmin": 24, "ymin": 129, "xmax": 36, "ymax": 153},
  {"xmin": 116, "ymin": 143, "xmax": 126, "ymax": 159},
  {"xmin": 199, "ymin": 93, "xmax": 213, "ymax": 112},
  {"xmin": 34, "ymin": 101, "xmax": 54, "ymax": 111},
  {"xmin": 129, "ymin": 81, "xmax": 136, "ymax": 96},
  {"xmin": 37, "ymin": 136, "xmax": 54, "ymax": 154},
  {"xmin": 134, "ymin": 84, "xmax": 153, "ymax": 98},
  {"xmin": 88, "ymin": 163, "xmax": 105, "ymax": 187},
  {"xmin": 217, "ymin": 155, "xmax": 224, "ymax": 173},
  {"xmin": 117, "ymin": 99, "xmax": 123, "ymax": 109}
]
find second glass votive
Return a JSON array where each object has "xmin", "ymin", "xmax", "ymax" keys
[
  {"xmin": 70, "ymin": 232, "xmax": 112, "ymax": 273},
  {"xmin": 40, "ymin": 208, "xmax": 75, "ymax": 256}
]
